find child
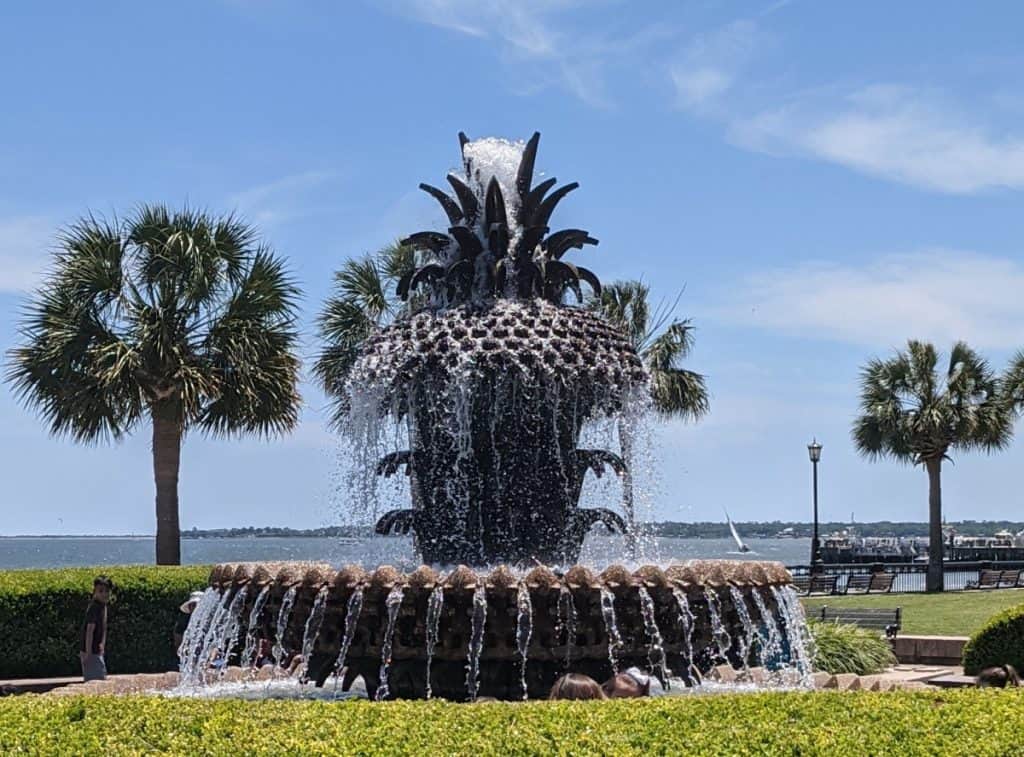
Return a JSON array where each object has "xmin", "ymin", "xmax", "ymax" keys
[{"xmin": 80, "ymin": 575, "xmax": 113, "ymax": 681}]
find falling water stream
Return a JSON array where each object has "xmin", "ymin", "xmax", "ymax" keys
[
  {"xmin": 704, "ymin": 588, "xmax": 733, "ymax": 665},
  {"xmin": 466, "ymin": 585, "xmax": 488, "ymax": 701},
  {"xmin": 296, "ymin": 587, "xmax": 329, "ymax": 681},
  {"xmin": 177, "ymin": 588, "xmax": 221, "ymax": 685},
  {"xmin": 671, "ymin": 587, "xmax": 696, "ymax": 682},
  {"xmin": 515, "ymin": 582, "xmax": 533, "ymax": 700},
  {"xmin": 241, "ymin": 586, "xmax": 271, "ymax": 670},
  {"xmin": 425, "ymin": 586, "xmax": 445, "ymax": 699},
  {"xmin": 727, "ymin": 586, "xmax": 757, "ymax": 673},
  {"xmin": 637, "ymin": 586, "xmax": 669, "ymax": 689},
  {"xmin": 376, "ymin": 586, "xmax": 406, "ymax": 700},
  {"xmin": 558, "ymin": 588, "xmax": 577, "ymax": 669},
  {"xmin": 272, "ymin": 587, "xmax": 298, "ymax": 670},
  {"xmin": 332, "ymin": 586, "xmax": 365, "ymax": 692},
  {"xmin": 599, "ymin": 587, "xmax": 623, "ymax": 674},
  {"xmin": 772, "ymin": 585, "xmax": 815, "ymax": 683}
]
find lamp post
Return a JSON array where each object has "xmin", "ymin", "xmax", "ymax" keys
[{"xmin": 807, "ymin": 439, "xmax": 823, "ymax": 573}]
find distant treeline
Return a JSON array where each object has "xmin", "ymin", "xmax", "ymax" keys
[{"xmin": 180, "ymin": 521, "xmax": 1024, "ymax": 540}]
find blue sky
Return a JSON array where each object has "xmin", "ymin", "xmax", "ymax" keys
[{"xmin": 2, "ymin": 1, "xmax": 1024, "ymax": 534}]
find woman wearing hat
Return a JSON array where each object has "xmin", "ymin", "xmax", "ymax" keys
[{"xmin": 173, "ymin": 591, "xmax": 204, "ymax": 663}]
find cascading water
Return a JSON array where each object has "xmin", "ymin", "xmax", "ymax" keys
[
  {"xmin": 772, "ymin": 585, "xmax": 815, "ymax": 684},
  {"xmin": 424, "ymin": 586, "xmax": 444, "ymax": 699},
  {"xmin": 748, "ymin": 589, "xmax": 781, "ymax": 668},
  {"xmin": 637, "ymin": 586, "xmax": 669, "ymax": 689},
  {"xmin": 671, "ymin": 587, "xmax": 696, "ymax": 682},
  {"xmin": 177, "ymin": 588, "xmax": 221, "ymax": 685},
  {"xmin": 272, "ymin": 586, "xmax": 298, "ymax": 670},
  {"xmin": 557, "ymin": 588, "xmax": 577, "ymax": 669},
  {"xmin": 376, "ymin": 586, "xmax": 406, "ymax": 701},
  {"xmin": 599, "ymin": 587, "xmax": 623, "ymax": 673},
  {"xmin": 297, "ymin": 587, "xmax": 329, "ymax": 681},
  {"xmin": 466, "ymin": 585, "xmax": 487, "ymax": 701},
  {"xmin": 728, "ymin": 586, "xmax": 757, "ymax": 673},
  {"xmin": 515, "ymin": 582, "xmax": 533, "ymax": 700},
  {"xmin": 332, "ymin": 585, "xmax": 365, "ymax": 692},
  {"xmin": 704, "ymin": 588, "xmax": 733, "ymax": 665},
  {"xmin": 216, "ymin": 586, "xmax": 251, "ymax": 679},
  {"xmin": 241, "ymin": 586, "xmax": 271, "ymax": 670}
]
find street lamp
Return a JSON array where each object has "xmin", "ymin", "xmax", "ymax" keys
[{"xmin": 807, "ymin": 439, "xmax": 823, "ymax": 572}]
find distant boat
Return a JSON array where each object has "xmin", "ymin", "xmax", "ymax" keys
[{"xmin": 725, "ymin": 510, "xmax": 751, "ymax": 553}]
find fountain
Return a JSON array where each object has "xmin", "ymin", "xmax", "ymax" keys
[{"xmin": 170, "ymin": 133, "xmax": 813, "ymax": 702}]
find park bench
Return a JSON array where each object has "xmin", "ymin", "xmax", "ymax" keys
[
  {"xmin": 967, "ymin": 569, "xmax": 1004, "ymax": 590},
  {"xmin": 843, "ymin": 572, "xmax": 895, "ymax": 594},
  {"xmin": 817, "ymin": 606, "xmax": 902, "ymax": 639},
  {"xmin": 791, "ymin": 574, "xmax": 838, "ymax": 595},
  {"xmin": 999, "ymin": 569, "xmax": 1022, "ymax": 588}
]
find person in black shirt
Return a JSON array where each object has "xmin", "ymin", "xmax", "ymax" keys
[{"xmin": 80, "ymin": 575, "xmax": 112, "ymax": 681}]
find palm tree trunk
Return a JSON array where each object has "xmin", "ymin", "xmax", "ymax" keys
[
  {"xmin": 152, "ymin": 402, "xmax": 183, "ymax": 565},
  {"xmin": 618, "ymin": 419, "xmax": 638, "ymax": 559},
  {"xmin": 925, "ymin": 457, "xmax": 944, "ymax": 592}
]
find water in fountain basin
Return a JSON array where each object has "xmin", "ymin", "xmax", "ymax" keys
[
  {"xmin": 704, "ymin": 589, "xmax": 733, "ymax": 666},
  {"xmin": 332, "ymin": 585, "xmax": 365, "ymax": 693},
  {"xmin": 671, "ymin": 587, "xmax": 696, "ymax": 683},
  {"xmin": 557, "ymin": 588, "xmax": 577, "ymax": 669},
  {"xmin": 515, "ymin": 582, "xmax": 533, "ymax": 700},
  {"xmin": 178, "ymin": 588, "xmax": 221, "ymax": 685},
  {"xmin": 466, "ymin": 585, "xmax": 487, "ymax": 701},
  {"xmin": 241, "ymin": 586, "xmax": 271, "ymax": 670},
  {"xmin": 637, "ymin": 586, "xmax": 670, "ymax": 689},
  {"xmin": 599, "ymin": 587, "xmax": 623, "ymax": 674},
  {"xmin": 297, "ymin": 587, "xmax": 329, "ymax": 681},
  {"xmin": 425, "ymin": 586, "xmax": 444, "ymax": 699},
  {"xmin": 272, "ymin": 586, "xmax": 298, "ymax": 670},
  {"xmin": 376, "ymin": 586, "xmax": 406, "ymax": 701}
]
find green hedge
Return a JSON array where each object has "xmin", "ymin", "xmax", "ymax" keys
[
  {"xmin": 0, "ymin": 566, "xmax": 210, "ymax": 678},
  {"xmin": 808, "ymin": 620, "xmax": 897, "ymax": 675},
  {"xmin": 962, "ymin": 601, "xmax": 1024, "ymax": 675},
  {"xmin": 1, "ymin": 691, "xmax": 1023, "ymax": 755}
]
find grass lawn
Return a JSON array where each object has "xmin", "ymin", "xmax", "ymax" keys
[{"xmin": 803, "ymin": 588, "xmax": 1024, "ymax": 636}]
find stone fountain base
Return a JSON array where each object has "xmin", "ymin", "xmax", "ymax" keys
[{"xmin": 178, "ymin": 560, "xmax": 810, "ymax": 701}]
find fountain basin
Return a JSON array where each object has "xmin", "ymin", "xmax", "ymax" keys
[{"xmin": 180, "ymin": 560, "xmax": 809, "ymax": 701}]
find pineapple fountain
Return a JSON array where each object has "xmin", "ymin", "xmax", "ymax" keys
[{"xmin": 176, "ymin": 133, "xmax": 813, "ymax": 701}]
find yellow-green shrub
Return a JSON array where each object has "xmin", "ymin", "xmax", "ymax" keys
[
  {"xmin": 962, "ymin": 601, "xmax": 1024, "ymax": 675},
  {"xmin": 0, "ymin": 566, "xmax": 209, "ymax": 678},
  {"xmin": 808, "ymin": 620, "xmax": 897, "ymax": 675},
  {"xmin": 0, "ymin": 691, "xmax": 1022, "ymax": 756}
]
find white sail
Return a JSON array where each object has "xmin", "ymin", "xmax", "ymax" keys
[{"xmin": 725, "ymin": 510, "xmax": 750, "ymax": 552}]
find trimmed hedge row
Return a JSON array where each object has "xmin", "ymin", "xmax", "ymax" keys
[
  {"xmin": 962, "ymin": 601, "xmax": 1024, "ymax": 675},
  {"xmin": 0, "ymin": 566, "xmax": 210, "ymax": 678},
  {"xmin": 1, "ymin": 691, "xmax": 1023, "ymax": 755}
]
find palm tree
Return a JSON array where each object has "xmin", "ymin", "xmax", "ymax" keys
[
  {"xmin": 1004, "ymin": 351, "xmax": 1024, "ymax": 418},
  {"xmin": 589, "ymin": 281, "xmax": 710, "ymax": 551},
  {"xmin": 853, "ymin": 340, "xmax": 1012, "ymax": 591},
  {"xmin": 314, "ymin": 242, "xmax": 417, "ymax": 427},
  {"xmin": 6, "ymin": 206, "xmax": 302, "ymax": 564}
]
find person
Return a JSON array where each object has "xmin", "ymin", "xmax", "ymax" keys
[
  {"xmin": 548, "ymin": 673, "xmax": 606, "ymax": 700},
  {"xmin": 977, "ymin": 664, "xmax": 1021, "ymax": 688},
  {"xmin": 602, "ymin": 667, "xmax": 651, "ymax": 698},
  {"xmin": 174, "ymin": 591, "xmax": 204, "ymax": 656},
  {"xmin": 80, "ymin": 576, "xmax": 113, "ymax": 682}
]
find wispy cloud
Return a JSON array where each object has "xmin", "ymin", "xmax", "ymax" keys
[
  {"xmin": 228, "ymin": 171, "xmax": 335, "ymax": 227},
  {"xmin": 713, "ymin": 249, "xmax": 1024, "ymax": 350},
  {"xmin": 377, "ymin": 0, "xmax": 677, "ymax": 107},
  {"xmin": 0, "ymin": 216, "xmax": 53, "ymax": 293},
  {"xmin": 669, "ymin": 20, "xmax": 757, "ymax": 112},
  {"xmin": 731, "ymin": 86, "xmax": 1024, "ymax": 194}
]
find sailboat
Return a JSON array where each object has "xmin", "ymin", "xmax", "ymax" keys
[{"xmin": 725, "ymin": 510, "xmax": 751, "ymax": 553}]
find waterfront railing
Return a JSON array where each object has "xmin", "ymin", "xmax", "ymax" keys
[{"xmin": 785, "ymin": 560, "xmax": 1024, "ymax": 593}]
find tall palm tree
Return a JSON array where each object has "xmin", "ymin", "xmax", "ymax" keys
[
  {"xmin": 589, "ymin": 281, "xmax": 710, "ymax": 550},
  {"xmin": 1004, "ymin": 351, "xmax": 1024, "ymax": 418},
  {"xmin": 314, "ymin": 242, "xmax": 417, "ymax": 427},
  {"xmin": 6, "ymin": 206, "xmax": 302, "ymax": 564},
  {"xmin": 853, "ymin": 340, "xmax": 1012, "ymax": 592}
]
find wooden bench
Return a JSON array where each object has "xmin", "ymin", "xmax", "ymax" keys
[
  {"xmin": 842, "ymin": 573, "xmax": 894, "ymax": 594},
  {"xmin": 999, "ymin": 569, "xmax": 1022, "ymax": 588},
  {"xmin": 967, "ymin": 570, "xmax": 1003, "ymax": 590},
  {"xmin": 818, "ymin": 606, "xmax": 902, "ymax": 638},
  {"xmin": 792, "ymin": 574, "xmax": 839, "ymax": 595}
]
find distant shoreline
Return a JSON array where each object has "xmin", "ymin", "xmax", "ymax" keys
[{"xmin": 4, "ymin": 520, "xmax": 1023, "ymax": 540}]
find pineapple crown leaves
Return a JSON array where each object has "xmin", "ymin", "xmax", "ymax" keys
[{"xmin": 399, "ymin": 132, "xmax": 601, "ymax": 307}]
